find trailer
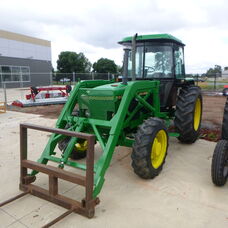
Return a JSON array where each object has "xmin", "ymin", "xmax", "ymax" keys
[{"xmin": 11, "ymin": 85, "xmax": 72, "ymax": 107}]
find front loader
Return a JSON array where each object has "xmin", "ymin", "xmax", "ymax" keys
[{"xmin": 0, "ymin": 33, "xmax": 203, "ymax": 227}]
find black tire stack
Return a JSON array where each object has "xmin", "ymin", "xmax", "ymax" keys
[{"xmin": 211, "ymin": 97, "xmax": 228, "ymax": 186}]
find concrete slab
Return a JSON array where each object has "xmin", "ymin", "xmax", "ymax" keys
[
  {"xmin": 19, "ymin": 202, "xmax": 65, "ymax": 227},
  {"xmin": 0, "ymin": 111, "xmax": 228, "ymax": 227},
  {"xmin": 0, "ymin": 209, "xmax": 16, "ymax": 227},
  {"xmin": 7, "ymin": 221, "xmax": 28, "ymax": 228}
]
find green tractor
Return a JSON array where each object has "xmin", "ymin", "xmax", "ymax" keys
[
  {"xmin": 8, "ymin": 34, "xmax": 203, "ymax": 220},
  {"xmin": 35, "ymin": 33, "xmax": 202, "ymax": 195}
]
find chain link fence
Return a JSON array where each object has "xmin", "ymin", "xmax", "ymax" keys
[
  {"xmin": 187, "ymin": 72, "xmax": 228, "ymax": 92},
  {"xmin": 53, "ymin": 72, "xmax": 118, "ymax": 85},
  {"xmin": 2, "ymin": 71, "xmax": 228, "ymax": 106},
  {"xmin": 0, "ymin": 72, "xmax": 119, "ymax": 105},
  {"xmin": 0, "ymin": 82, "xmax": 28, "ymax": 105},
  {"xmin": 52, "ymin": 72, "xmax": 228, "ymax": 92}
]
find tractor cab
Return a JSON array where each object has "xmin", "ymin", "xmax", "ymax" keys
[{"xmin": 119, "ymin": 34, "xmax": 186, "ymax": 110}]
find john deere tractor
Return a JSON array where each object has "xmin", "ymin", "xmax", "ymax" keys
[{"xmin": 19, "ymin": 34, "xmax": 203, "ymax": 209}]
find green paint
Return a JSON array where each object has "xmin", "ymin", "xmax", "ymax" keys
[
  {"xmin": 119, "ymin": 33, "xmax": 184, "ymax": 46},
  {"xmin": 30, "ymin": 34, "xmax": 191, "ymax": 199},
  {"xmin": 32, "ymin": 79, "xmax": 175, "ymax": 197}
]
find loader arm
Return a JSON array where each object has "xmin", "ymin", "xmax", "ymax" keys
[{"xmin": 30, "ymin": 80, "xmax": 168, "ymax": 198}]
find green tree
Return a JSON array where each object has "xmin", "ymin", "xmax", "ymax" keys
[
  {"xmin": 57, "ymin": 51, "xmax": 91, "ymax": 73},
  {"xmin": 117, "ymin": 65, "xmax": 123, "ymax": 74},
  {"xmin": 206, "ymin": 65, "xmax": 222, "ymax": 76},
  {"xmin": 93, "ymin": 58, "xmax": 117, "ymax": 73}
]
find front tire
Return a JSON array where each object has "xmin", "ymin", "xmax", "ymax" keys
[
  {"xmin": 131, "ymin": 118, "xmax": 169, "ymax": 179},
  {"xmin": 174, "ymin": 86, "xmax": 202, "ymax": 143},
  {"xmin": 211, "ymin": 140, "xmax": 228, "ymax": 186},
  {"xmin": 58, "ymin": 138, "xmax": 87, "ymax": 160}
]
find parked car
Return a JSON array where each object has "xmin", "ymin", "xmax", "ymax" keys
[{"xmin": 60, "ymin": 77, "xmax": 71, "ymax": 82}]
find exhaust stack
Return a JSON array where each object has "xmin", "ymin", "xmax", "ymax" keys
[{"xmin": 131, "ymin": 33, "xmax": 138, "ymax": 81}]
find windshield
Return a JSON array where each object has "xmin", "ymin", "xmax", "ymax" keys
[{"xmin": 127, "ymin": 45, "xmax": 173, "ymax": 78}]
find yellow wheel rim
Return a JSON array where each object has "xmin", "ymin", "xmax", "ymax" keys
[
  {"xmin": 75, "ymin": 140, "xmax": 88, "ymax": 152},
  {"xmin": 151, "ymin": 130, "xmax": 167, "ymax": 169},
  {"xmin": 194, "ymin": 98, "xmax": 201, "ymax": 131}
]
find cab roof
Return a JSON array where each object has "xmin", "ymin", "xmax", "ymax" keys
[{"xmin": 118, "ymin": 33, "xmax": 185, "ymax": 46}]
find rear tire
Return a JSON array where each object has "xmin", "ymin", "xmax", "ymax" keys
[
  {"xmin": 211, "ymin": 140, "xmax": 228, "ymax": 186},
  {"xmin": 174, "ymin": 86, "xmax": 202, "ymax": 143},
  {"xmin": 131, "ymin": 118, "xmax": 168, "ymax": 179}
]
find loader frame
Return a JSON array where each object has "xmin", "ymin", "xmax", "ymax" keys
[{"xmin": 31, "ymin": 79, "xmax": 174, "ymax": 198}]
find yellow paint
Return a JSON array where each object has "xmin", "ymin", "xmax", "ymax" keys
[
  {"xmin": 75, "ymin": 140, "xmax": 88, "ymax": 151},
  {"xmin": 194, "ymin": 98, "xmax": 201, "ymax": 131},
  {"xmin": 151, "ymin": 130, "xmax": 167, "ymax": 169}
]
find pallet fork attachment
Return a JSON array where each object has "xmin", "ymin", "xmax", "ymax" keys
[{"xmin": 0, "ymin": 123, "xmax": 99, "ymax": 228}]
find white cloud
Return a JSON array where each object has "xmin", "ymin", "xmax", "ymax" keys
[{"xmin": 0, "ymin": 0, "xmax": 228, "ymax": 73}]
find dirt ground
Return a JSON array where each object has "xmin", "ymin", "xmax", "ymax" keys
[
  {"xmin": 202, "ymin": 95, "xmax": 226, "ymax": 126},
  {"xmin": 7, "ymin": 95, "xmax": 227, "ymax": 141},
  {"xmin": 9, "ymin": 104, "xmax": 65, "ymax": 119}
]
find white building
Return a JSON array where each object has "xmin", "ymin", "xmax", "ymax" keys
[{"xmin": 0, "ymin": 29, "xmax": 52, "ymax": 87}]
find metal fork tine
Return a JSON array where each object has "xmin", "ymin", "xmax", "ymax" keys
[
  {"xmin": 42, "ymin": 207, "xmax": 76, "ymax": 228},
  {"xmin": 0, "ymin": 192, "xmax": 29, "ymax": 207}
]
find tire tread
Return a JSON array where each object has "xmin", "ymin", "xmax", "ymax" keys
[
  {"xmin": 211, "ymin": 140, "xmax": 228, "ymax": 186},
  {"xmin": 131, "ymin": 118, "xmax": 168, "ymax": 179},
  {"xmin": 174, "ymin": 86, "xmax": 202, "ymax": 143}
]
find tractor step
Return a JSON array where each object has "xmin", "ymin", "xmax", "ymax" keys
[{"xmin": 0, "ymin": 123, "xmax": 99, "ymax": 228}]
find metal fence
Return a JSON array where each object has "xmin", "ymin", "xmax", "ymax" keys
[
  {"xmin": 2, "ymin": 70, "xmax": 227, "ymax": 91},
  {"xmin": 2, "ymin": 71, "xmax": 228, "ymax": 106},
  {"xmin": 0, "ymin": 72, "xmax": 119, "ymax": 105},
  {"xmin": 188, "ymin": 72, "xmax": 228, "ymax": 92},
  {"xmin": 0, "ymin": 82, "xmax": 27, "ymax": 105},
  {"xmin": 53, "ymin": 72, "xmax": 228, "ymax": 91},
  {"xmin": 53, "ymin": 72, "xmax": 118, "ymax": 85}
]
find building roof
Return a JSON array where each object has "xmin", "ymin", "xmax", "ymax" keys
[
  {"xmin": 0, "ymin": 30, "xmax": 51, "ymax": 47},
  {"xmin": 118, "ymin": 33, "xmax": 184, "ymax": 46}
]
